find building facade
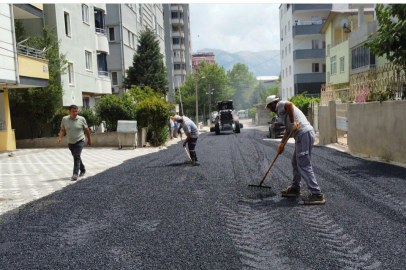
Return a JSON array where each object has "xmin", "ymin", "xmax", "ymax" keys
[
  {"xmin": 163, "ymin": 4, "xmax": 192, "ymax": 101},
  {"xmin": 105, "ymin": 4, "xmax": 165, "ymax": 96},
  {"xmin": 0, "ymin": 4, "xmax": 49, "ymax": 151},
  {"xmin": 321, "ymin": 5, "xmax": 376, "ymax": 87},
  {"xmin": 192, "ymin": 52, "xmax": 215, "ymax": 71},
  {"xmin": 41, "ymin": 3, "xmax": 111, "ymax": 109},
  {"xmin": 279, "ymin": 4, "xmax": 332, "ymax": 100}
]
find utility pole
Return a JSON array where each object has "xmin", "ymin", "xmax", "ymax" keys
[
  {"xmin": 195, "ymin": 74, "xmax": 198, "ymax": 126},
  {"xmin": 178, "ymin": 81, "xmax": 184, "ymax": 116}
]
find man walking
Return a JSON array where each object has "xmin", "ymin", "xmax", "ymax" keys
[
  {"xmin": 174, "ymin": 115, "xmax": 200, "ymax": 166},
  {"xmin": 57, "ymin": 105, "xmax": 92, "ymax": 181},
  {"xmin": 264, "ymin": 95, "xmax": 325, "ymax": 205}
]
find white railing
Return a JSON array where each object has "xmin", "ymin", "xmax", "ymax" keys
[
  {"xmin": 98, "ymin": 71, "xmax": 109, "ymax": 77},
  {"xmin": 95, "ymin": 28, "xmax": 106, "ymax": 35},
  {"xmin": 295, "ymin": 20, "xmax": 325, "ymax": 26},
  {"xmin": 351, "ymin": 64, "xmax": 376, "ymax": 73},
  {"xmin": 17, "ymin": 44, "xmax": 46, "ymax": 60}
]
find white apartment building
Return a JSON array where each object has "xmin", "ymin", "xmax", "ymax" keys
[
  {"xmin": 279, "ymin": 4, "xmax": 332, "ymax": 100},
  {"xmin": 163, "ymin": 4, "xmax": 193, "ymax": 101},
  {"xmin": 41, "ymin": 4, "xmax": 111, "ymax": 109},
  {"xmin": 106, "ymin": 4, "xmax": 165, "ymax": 96}
]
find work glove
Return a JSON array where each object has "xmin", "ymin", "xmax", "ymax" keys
[
  {"xmin": 183, "ymin": 141, "xmax": 187, "ymax": 148},
  {"xmin": 289, "ymin": 122, "xmax": 299, "ymax": 137},
  {"xmin": 278, "ymin": 143, "xmax": 284, "ymax": 154}
]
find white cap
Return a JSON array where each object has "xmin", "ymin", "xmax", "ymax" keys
[
  {"xmin": 174, "ymin": 115, "xmax": 182, "ymax": 121},
  {"xmin": 264, "ymin": 95, "xmax": 279, "ymax": 109}
]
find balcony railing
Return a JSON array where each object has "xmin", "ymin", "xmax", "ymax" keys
[
  {"xmin": 95, "ymin": 28, "xmax": 106, "ymax": 35},
  {"xmin": 98, "ymin": 71, "xmax": 109, "ymax": 77},
  {"xmin": 332, "ymin": 36, "xmax": 349, "ymax": 48},
  {"xmin": 295, "ymin": 19, "xmax": 325, "ymax": 26},
  {"xmin": 17, "ymin": 44, "xmax": 46, "ymax": 60}
]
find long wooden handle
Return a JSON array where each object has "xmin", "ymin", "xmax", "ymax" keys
[
  {"xmin": 180, "ymin": 134, "xmax": 192, "ymax": 161},
  {"xmin": 258, "ymin": 129, "xmax": 295, "ymax": 186}
]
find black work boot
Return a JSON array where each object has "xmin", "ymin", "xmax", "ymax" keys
[
  {"xmin": 302, "ymin": 193, "xmax": 326, "ymax": 205},
  {"xmin": 281, "ymin": 186, "xmax": 301, "ymax": 197}
]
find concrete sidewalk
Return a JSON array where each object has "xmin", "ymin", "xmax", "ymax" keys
[{"xmin": 0, "ymin": 145, "xmax": 172, "ymax": 215}]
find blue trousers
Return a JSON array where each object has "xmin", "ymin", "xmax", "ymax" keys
[{"xmin": 291, "ymin": 130, "xmax": 322, "ymax": 194}]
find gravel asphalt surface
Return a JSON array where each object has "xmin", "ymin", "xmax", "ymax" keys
[{"xmin": 1, "ymin": 123, "xmax": 406, "ymax": 269}]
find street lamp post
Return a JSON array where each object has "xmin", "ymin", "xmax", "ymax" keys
[
  {"xmin": 206, "ymin": 85, "xmax": 214, "ymax": 125},
  {"xmin": 195, "ymin": 75, "xmax": 205, "ymax": 126}
]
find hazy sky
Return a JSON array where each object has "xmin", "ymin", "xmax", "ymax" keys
[{"xmin": 190, "ymin": 4, "xmax": 280, "ymax": 53}]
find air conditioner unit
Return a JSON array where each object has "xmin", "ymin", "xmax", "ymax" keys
[{"xmin": 112, "ymin": 86, "xmax": 119, "ymax": 94}]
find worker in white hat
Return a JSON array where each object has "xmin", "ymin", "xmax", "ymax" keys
[
  {"xmin": 264, "ymin": 95, "xmax": 325, "ymax": 205},
  {"xmin": 174, "ymin": 115, "xmax": 200, "ymax": 166}
]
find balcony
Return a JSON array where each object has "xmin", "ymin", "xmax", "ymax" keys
[
  {"xmin": 293, "ymin": 22, "xmax": 324, "ymax": 37},
  {"xmin": 17, "ymin": 44, "xmax": 49, "ymax": 88},
  {"xmin": 13, "ymin": 4, "xmax": 43, "ymax": 19},
  {"xmin": 293, "ymin": 49, "xmax": 325, "ymax": 61},
  {"xmin": 349, "ymin": 20, "xmax": 377, "ymax": 49},
  {"xmin": 95, "ymin": 31, "xmax": 109, "ymax": 53},
  {"xmin": 171, "ymin": 4, "xmax": 183, "ymax": 12},
  {"xmin": 292, "ymin": 4, "xmax": 332, "ymax": 13},
  {"xmin": 173, "ymin": 56, "xmax": 186, "ymax": 63},
  {"xmin": 171, "ymin": 31, "xmax": 184, "ymax": 38},
  {"xmin": 172, "ymin": 44, "xmax": 185, "ymax": 50},
  {"xmin": 350, "ymin": 64, "xmax": 376, "ymax": 76},
  {"xmin": 171, "ymin": 18, "xmax": 184, "ymax": 25},
  {"xmin": 294, "ymin": 73, "xmax": 325, "ymax": 84},
  {"xmin": 97, "ymin": 76, "xmax": 112, "ymax": 94}
]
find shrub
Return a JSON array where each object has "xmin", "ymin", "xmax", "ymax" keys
[
  {"xmin": 136, "ymin": 96, "xmax": 170, "ymax": 146},
  {"xmin": 78, "ymin": 109, "xmax": 100, "ymax": 131},
  {"xmin": 50, "ymin": 107, "xmax": 68, "ymax": 136},
  {"xmin": 94, "ymin": 94, "xmax": 137, "ymax": 131},
  {"xmin": 288, "ymin": 92, "xmax": 320, "ymax": 115},
  {"xmin": 249, "ymin": 107, "xmax": 257, "ymax": 119}
]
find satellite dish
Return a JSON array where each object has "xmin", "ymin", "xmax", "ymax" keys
[{"xmin": 341, "ymin": 18, "xmax": 349, "ymax": 29}]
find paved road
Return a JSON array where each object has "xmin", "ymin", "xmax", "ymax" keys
[{"xmin": 1, "ymin": 121, "xmax": 405, "ymax": 269}]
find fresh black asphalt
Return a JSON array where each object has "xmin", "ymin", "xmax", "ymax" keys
[{"xmin": 1, "ymin": 127, "xmax": 406, "ymax": 269}]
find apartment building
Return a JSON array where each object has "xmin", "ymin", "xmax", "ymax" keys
[
  {"xmin": 321, "ymin": 5, "xmax": 375, "ymax": 87},
  {"xmin": 40, "ymin": 4, "xmax": 111, "ymax": 109},
  {"xmin": 105, "ymin": 4, "xmax": 165, "ymax": 96},
  {"xmin": 0, "ymin": 4, "xmax": 49, "ymax": 151},
  {"xmin": 163, "ymin": 4, "xmax": 193, "ymax": 101},
  {"xmin": 192, "ymin": 52, "xmax": 215, "ymax": 71},
  {"xmin": 279, "ymin": 4, "xmax": 332, "ymax": 100}
]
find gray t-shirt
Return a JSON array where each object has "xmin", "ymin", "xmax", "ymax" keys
[
  {"xmin": 182, "ymin": 116, "xmax": 199, "ymax": 138},
  {"xmin": 61, "ymin": 115, "xmax": 88, "ymax": 144},
  {"xmin": 275, "ymin": 101, "xmax": 313, "ymax": 139}
]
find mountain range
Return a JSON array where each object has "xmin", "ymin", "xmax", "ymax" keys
[{"xmin": 196, "ymin": 48, "xmax": 281, "ymax": 77}]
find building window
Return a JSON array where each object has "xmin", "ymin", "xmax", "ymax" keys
[
  {"xmin": 322, "ymin": 41, "xmax": 326, "ymax": 49},
  {"xmin": 136, "ymin": 4, "xmax": 140, "ymax": 23},
  {"xmin": 282, "ymin": 70, "xmax": 284, "ymax": 78},
  {"xmin": 68, "ymin": 62, "xmax": 74, "ymax": 85},
  {"xmin": 340, "ymin": 57, "xmax": 345, "ymax": 72},
  {"xmin": 108, "ymin": 27, "xmax": 115, "ymax": 41},
  {"xmin": 289, "ymin": 65, "xmax": 291, "ymax": 75},
  {"xmin": 132, "ymin": 34, "xmax": 136, "ymax": 48},
  {"xmin": 171, "ymin": 11, "xmax": 178, "ymax": 19},
  {"xmin": 312, "ymin": 40, "xmax": 319, "ymax": 49},
  {"xmin": 281, "ymin": 50, "xmax": 284, "ymax": 59},
  {"xmin": 94, "ymin": 8, "xmax": 106, "ymax": 34},
  {"xmin": 85, "ymin": 51, "xmax": 92, "ymax": 71},
  {"xmin": 138, "ymin": 4, "xmax": 142, "ymax": 24},
  {"xmin": 288, "ymin": 21, "xmax": 290, "ymax": 31},
  {"xmin": 97, "ymin": 52, "xmax": 108, "ymax": 76},
  {"xmin": 153, "ymin": 15, "xmax": 157, "ymax": 33},
  {"xmin": 111, "ymin": 71, "xmax": 118, "ymax": 86},
  {"xmin": 174, "ymin": 64, "xmax": 181, "ymax": 70},
  {"xmin": 312, "ymin": 63, "xmax": 319, "ymax": 73},
  {"xmin": 290, "ymin": 87, "xmax": 292, "ymax": 97},
  {"xmin": 174, "ymin": 50, "xmax": 180, "ymax": 57},
  {"xmin": 285, "ymin": 47, "xmax": 287, "ymax": 57},
  {"xmin": 82, "ymin": 97, "xmax": 90, "ymax": 110},
  {"xmin": 286, "ymin": 68, "xmax": 288, "ymax": 77},
  {"xmin": 82, "ymin": 5, "xmax": 89, "ymax": 24},
  {"xmin": 322, "ymin": 64, "xmax": 326, "ymax": 72},
  {"xmin": 173, "ymin": 37, "xmax": 179, "ymax": 45},
  {"xmin": 289, "ymin": 43, "xmax": 291, "ymax": 54},
  {"xmin": 64, "ymin": 12, "xmax": 71, "ymax": 37},
  {"xmin": 351, "ymin": 45, "xmax": 375, "ymax": 70},
  {"xmin": 285, "ymin": 25, "xmax": 286, "ymax": 36},
  {"xmin": 331, "ymin": 56, "xmax": 337, "ymax": 75}
]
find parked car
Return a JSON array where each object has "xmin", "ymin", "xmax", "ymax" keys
[
  {"xmin": 238, "ymin": 110, "xmax": 246, "ymax": 118},
  {"xmin": 268, "ymin": 116, "xmax": 285, "ymax": 139}
]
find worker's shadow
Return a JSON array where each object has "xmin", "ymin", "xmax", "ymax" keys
[{"xmin": 146, "ymin": 162, "xmax": 186, "ymax": 168}]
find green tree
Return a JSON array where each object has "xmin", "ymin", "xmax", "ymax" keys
[
  {"xmin": 262, "ymin": 85, "xmax": 280, "ymax": 101},
  {"xmin": 78, "ymin": 109, "xmax": 100, "ymax": 131},
  {"xmin": 288, "ymin": 92, "xmax": 320, "ymax": 115},
  {"xmin": 175, "ymin": 62, "xmax": 231, "ymax": 121},
  {"xmin": 227, "ymin": 63, "xmax": 257, "ymax": 110},
  {"xmin": 366, "ymin": 4, "xmax": 406, "ymax": 66},
  {"xmin": 94, "ymin": 94, "xmax": 137, "ymax": 131},
  {"xmin": 9, "ymin": 26, "xmax": 67, "ymax": 138},
  {"xmin": 249, "ymin": 83, "xmax": 267, "ymax": 107},
  {"xmin": 123, "ymin": 28, "xmax": 168, "ymax": 94}
]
